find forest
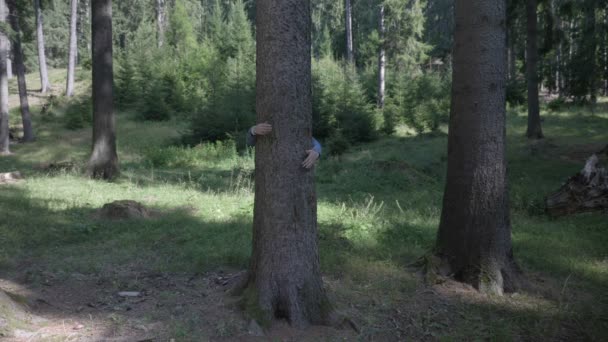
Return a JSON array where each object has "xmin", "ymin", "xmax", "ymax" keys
[{"xmin": 0, "ymin": 0, "xmax": 606, "ymax": 340}]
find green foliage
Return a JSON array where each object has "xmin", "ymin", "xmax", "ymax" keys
[
  {"xmin": 507, "ymin": 77, "xmax": 527, "ymax": 106},
  {"xmin": 64, "ymin": 96, "xmax": 92, "ymax": 130},
  {"xmin": 313, "ymin": 57, "xmax": 379, "ymax": 154},
  {"xmin": 387, "ymin": 71, "xmax": 450, "ymax": 133}
]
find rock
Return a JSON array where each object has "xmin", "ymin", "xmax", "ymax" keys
[
  {"xmin": 0, "ymin": 171, "xmax": 23, "ymax": 185},
  {"xmin": 247, "ymin": 319, "xmax": 264, "ymax": 337},
  {"xmin": 96, "ymin": 200, "xmax": 151, "ymax": 220}
]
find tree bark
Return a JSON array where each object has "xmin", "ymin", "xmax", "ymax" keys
[
  {"xmin": 88, "ymin": 0, "xmax": 118, "ymax": 179},
  {"xmin": 7, "ymin": 0, "xmax": 34, "ymax": 142},
  {"xmin": 156, "ymin": 0, "xmax": 165, "ymax": 48},
  {"xmin": 66, "ymin": 0, "xmax": 78, "ymax": 97},
  {"xmin": 34, "ymin": 0, "xmax": 50, "ymax": 93},
  {"xmin": 435, "ymin": 0, "xmax": 521, "ymax": 295},
  {"xmin": 377, "ymin": 4, "xmax": 386, "ymax": 109},
  {"xmin": 526, "ymin": 0, "xmax": 543, "ymax": 139},
  {"xmin": 241, "ymin": 0, "xmax": 330, "ymax": 328},
  {"xmin": 0, "ymin": 0, "xmax": 9, "ymax": 155},
  {"xmin": 345, "ymin": 0, "xmax": 353, "ymax": 63}
]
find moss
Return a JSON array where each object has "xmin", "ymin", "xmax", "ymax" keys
[{"xmin": 239, "ymin": 285, "xmax": 272, "ymax": 328}]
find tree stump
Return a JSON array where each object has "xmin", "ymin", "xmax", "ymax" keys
[{"xmin": 546, "ymin": 154, "xmax": 608, "ymax": 216}]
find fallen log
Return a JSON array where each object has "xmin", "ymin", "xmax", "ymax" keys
[{"xmin": 546, "ymin": 154, "xmax": 608, "ymax": 216}]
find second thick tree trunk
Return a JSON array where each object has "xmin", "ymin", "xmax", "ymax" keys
[
  {"xmin": 66, "ymin": 0, "xmax": 78, "ymax": 97},
  {"xmin": 526, "ymin": 0, "xmax": 543, "ymax": 139},
  {"xmin": 436, "ymin": 0, "xmax": 521, "ymax": 295},
  {"xmin": 87, "ymin": 0, "xmax": 118, "ymax": 179},
  {"xmin": 34, "ymin": 0, "xmax": 50, "ymax": 93},
  {"xmin": 0, "ymin": 0, "xmax": 8, "ymax": 154},
  {"xmin": 241, "ymin": 0, "xmax": 330, "ymax": 328},
  {"xmin": 7, "ymin": 0, "xmax": 34, "ymax": 142}
]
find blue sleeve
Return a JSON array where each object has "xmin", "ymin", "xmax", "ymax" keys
[
  {"xmin": 312, "ymin": 138, "xmax": 322, "ymax": 156},
  {"xmin": 246, "ymin": 127, "xmax": 256, "ymax": 147}
]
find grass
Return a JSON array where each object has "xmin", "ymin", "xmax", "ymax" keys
[{"xmin": 0, "ymin": 76, "xmax": 607, "ymax": 340}]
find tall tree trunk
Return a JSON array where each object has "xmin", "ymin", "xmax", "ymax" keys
[
  {"xmin": 66, "ymin": 0, "xmax": 78, "ymax": 97},
  {"xmin": 377, "ymin": 4, "xmax": 386, "ymax": 108},
  {"xmin": 6, "ymin": 53, "xmax": 11, "ymax": 79},
  {"xmin": 526, "ymin": 0, "xmax": 543, "ymax": 139},
  {"xmin": 34, "ymin": 0, "xmax": 50, "ymax": 93},
  {"xmin": 345, "ymin": 0, "xmax": 353, "ymax": 63},
  {"xmin": 604, "ymin": 5, "xmax": 608, "ymax": 96},
  {"xmin": 241, "ymin": 0, "xmax": 330, "ymax": 328},
  {"xmin": 156, "ymin": 0, "xmax": 165, "ymax": 48},
  {"xmin": 583, "ymin": 0, "xmax": 597, "ymax": 102},
  {"xmin": 555, "ymin": 0, "xmax": 563, "ymax": 95},
  {"xmin": 88, "ymin": 0, "xmax": 118, "ymax": 179},
  {"xmin": 435, "ymin": 0, "xmax": 521, "ymax": 295},
  {"xmin": 0, "ymin": 0, "xmax": 9, "ymax": 155},
  {"xmin": 7, "ymin": 0, "xmax": 34, "ymax": 142}
]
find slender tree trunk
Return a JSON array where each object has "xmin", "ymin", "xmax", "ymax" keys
[
  {"xmin": 345, "ymin": 0, "xmax": 353, "ymax": 63},
  {"xmin": 604, "ymin": 6, "xmax": 608, "ymax": 96},
  {"xmin": 66, "ymin": 0, "xmax": 78, "ymax": 97},
  {"xmin": 156, "ymin": 0, "xmax": 165, "ymax": 48},
  {"xmin": 435, "ymin": 0, "xmax": 522, "ymax": 295},
  {"xmin": 377, "ymin": 4, "xmax": 386, "ymax": 108},
  {"xmin": 526, "ymin": 0, "xmax": 543, "ymax": 139},
  {"xmin": 7, "ymin": 0, "xmax": 34, "ymax": 142},
  {"xmin": 583, "ymin": 0, "xmax": 597, "ymax": 102},
  {"xmin": 34, "ymin": 0, "xmax": 50, "ymax": 93},
  {"xmin": 554, "ymin": 0, "xmax": 562, "ymax": 95},
  {"xmin": 240, "ymin": 0, "xmax": 330, "ymax": 328},
  {"xmin": 0, "ymin": 0, "xmax": 9, "ymax": 154},
  {"xmin": 88, "ymin": 0, "xmax": 118, "ymax": 179},
  {"xmin": 6, "ymin": 53, "xmax": 11, "ymax": 79}
]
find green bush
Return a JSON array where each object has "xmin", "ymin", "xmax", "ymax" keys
[
  {"xmin": 64, "ymin": 97, "xmax": 92, "ymax": 130},
  {"xmin": 506, "ymin": 78, "xmax": 527, "ymax": 105},
  {"xmin": 547, "ymin": 97, "xmax": 567, "ymax": 111},
  {"xmin": 313, "ymin": 57, "xmax": 379, "ymax": 150},
  {"xmin": 387, "ymin": 71, "xmax": 450, "ymax": 134}
]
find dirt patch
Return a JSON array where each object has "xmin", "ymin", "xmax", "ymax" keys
[{"xmin": 94, "ymin": 200, "xmax": 157, "ymax": 220}]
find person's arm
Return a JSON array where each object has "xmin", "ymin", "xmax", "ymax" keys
[
  {"xmin": 246, "ymin": 126, "xmax": 256, "ymax": 147},
  {"xmin": 312, "ymin": 138, "xmax": 322, "ymax": 156},
  {"xmin": 246, "ymin": 123, "xmax": 272, "ymax": 147},
  {"xmin": 302, "ymin": 137, "xmax": 322, "ymax": 169}
]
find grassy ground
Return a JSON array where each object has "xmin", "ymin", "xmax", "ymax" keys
[{"xmin": 0, "ymin": 72, "xmax": 607, "ymax": 340}]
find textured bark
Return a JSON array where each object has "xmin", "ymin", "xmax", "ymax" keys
[
  {"xmin": 242, "ymin": 0, "xmax": 330, "ymax": 328},
  {"xmin": 345, "ymin": 0, "xmax": 353, "ymax": 63},
  {"xmin": 546, "ymin": 154, "xmax": 608, "ymax": 216},
  {"xmin": 377, "ymin": 4, "xmax": 386, "ymax": 109},
  {"xmin": 34, "ymin": 0, "xmax": 50, "ymax": 93},
  {"xmin": 526, "ymin": 0, "xmax": 543, "ymax": 139},
  {"xmin": 0, "ymin": 0, "xmax": 9, "ymax": 155},
  {"xmin": 436, "ymin": 0, "xmax": 521, "ymax": 295},
  {"xmin": 7, "ymin": 0, "xmax": 34, "ymax": 142},
  {"xmin": 87, "ymin": 0, "xmax": 118, "ymax": 179},
  {"xmin": 156, "ymin": 0, "xmax": 165, "ymax": 48},
  {"xmin": 66, "ymin": 0, "xmax": 78, "ymax": 97}
]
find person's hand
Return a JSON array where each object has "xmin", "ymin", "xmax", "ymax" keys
[
  {"xmin": 252, "ymin": 123, "xmax": 272, "ymax": 136},
  {"xmin": 302, "ymin": 149, "xmax": 320, "ymax": 169}
]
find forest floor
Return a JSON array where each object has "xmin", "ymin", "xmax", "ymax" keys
[{"xmin": 0, "ymin": 71, "xmax": 607, "ymax": 341}]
